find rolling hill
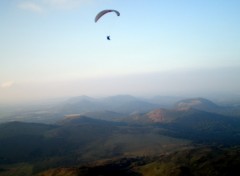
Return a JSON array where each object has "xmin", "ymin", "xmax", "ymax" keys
[
  {"xmin": 175, "ymin": 97, "xmax": 240, "ymax": 117},
  {"xmin": 175, "ymin": 97, "xmax": 220, "ymax": 111}
]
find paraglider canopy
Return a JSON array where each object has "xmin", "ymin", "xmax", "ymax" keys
[{"xmin": 95, "ymin": 9, "xmax": 120, "ymax": 23}]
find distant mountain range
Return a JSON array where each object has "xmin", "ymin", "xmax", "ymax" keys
[
  {"xmin": 1, "ymin": 95, "xmax": 240, "ymax": 175},
  {"xmin": 1, "ymin": 95, "xmax": 240, "ymax": 124},
  {"xmin": 56, "ymin": 95, "xmax": 159, "ymax": 115},
  {"xmin": 43, "ymin": 95, "xmax": 240, "ymax": 117}
]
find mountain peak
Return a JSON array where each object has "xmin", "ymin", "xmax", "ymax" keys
[
  {"xmin": 66, "ymin": 95, "xmax": 96, "ymax": 104},
  {"xmin": 146, "ymin": 109, "xmax": 167, "ymax": 122},
  {"xmin": 175, "ymin": 98, "xmax": 219, "ymax": 111}
]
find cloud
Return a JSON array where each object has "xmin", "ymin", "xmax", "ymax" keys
[
  {"xmin": 44, "ymin": 0, "xmax": 96, "ymax": 10},
  {"xmin": 0, "ymin": 81, "xmax": 15, "ymax": 89},
  {"xmin": 18, "ymin": 1, "xmax": 43, "ymax": 13},
  {"xmin": 44, "ymin": 0, "xmax": 90, "ymax": 9},
  {"xmin": 18, "ymin": 0, "xmax": 92, "ymax": 12}
]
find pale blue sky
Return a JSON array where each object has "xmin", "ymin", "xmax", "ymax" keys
[{"xmin": 0, "ymin": 0, "xmax": 240, "ymax": 103}]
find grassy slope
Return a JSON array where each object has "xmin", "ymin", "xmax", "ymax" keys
[
  {"xmin": 34, "ymin": 146, "xmax": 240, "ymax": 176},
  {"xmin": 137, "ymin": 146, "xmax": 240, "ymax": 176}
]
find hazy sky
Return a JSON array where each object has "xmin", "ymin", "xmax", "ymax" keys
[{"xmin": 1, "ymin": 0, "xmax": 240, "ymax": 103}]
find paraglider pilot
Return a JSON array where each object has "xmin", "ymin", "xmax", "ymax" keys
[{"xmin": 107, "ymin": 36, "xmax": 111, "ymax": 40}]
